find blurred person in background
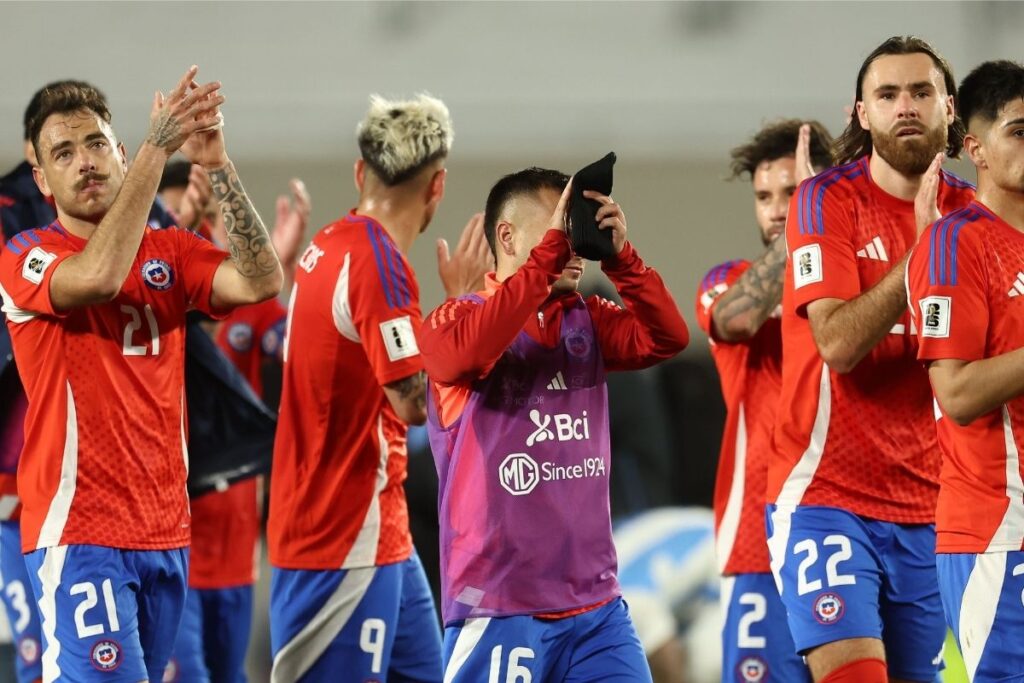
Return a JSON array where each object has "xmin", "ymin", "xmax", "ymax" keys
[
  {"xmin": 696, "ymin": 119, "xmax": 832, "ymax": 682},
  {"xmin": 420, "ymin": 168, "xmax": 688, "ymax": 681},
  {"xmin": 160, "ymin": 160, "xmax": 310, "ymax": 682},
  {"xmin": 267, "ymin": 93, "xmax": 490, "ymax": 682}
]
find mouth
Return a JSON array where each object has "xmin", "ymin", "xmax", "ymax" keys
[
  {"xmin": 895, "ymin": 126, "xmax": 925, "ymax": 138},
  {"xmin": 564, "ymin": 258, "xmax": 585, "ymax": 277},
  {"xmin": 78, "ymin": 179, "xmax": 106, "ymax": 193}
]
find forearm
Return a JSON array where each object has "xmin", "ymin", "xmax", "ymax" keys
[
  {"xmin": 931, "ymin": 349, "xmax": 1024, "ymax": 425},
  {"xmin": 809, "ymin": 254, "xmax": 909, "ymax": 373},
  {"xmin": 421, "ymin": 230, "xmax": 569, "ymax": 383},
  {"xmin": 210, "ymin": 161, "xmax": 282, "ymax": 297},
  {"xmin": 54, "ymin": 144, "xmax": 168, "ymax": 306},
  {"xmin": 711, "ymin": 235, "xmax": 786, "ymax": 341},
  {"xmin": 600, "ymin": 243, "xmax": 689, "ymax": 365}
]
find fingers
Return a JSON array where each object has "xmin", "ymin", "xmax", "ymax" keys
[
  {"xmin": 180, "ymin": 82, "xmax": 223, "ymax": 114},
  {"xmin": 276, "ymin": 195, "xmax": 290, "ymax": 226},
  {"xmin": 167, "ymin": 65, "xmax": 199, "ymax": 104},
  {"xmin": 581, "ymin": 190, "xmax": 613, "ymax": 204},
  {"xmin": 436, "ymin": 238, "xmax": 450, "ymax": 267},
  {"xmin": 458, "ymin": 212, "xmax": 484, "ymax": 253},
  {"xmin": 290, "ymin": 179, "xmax": 311, "ymax": 214},
  {"xmin": 794, "ymin": 124, "xmax": 815, "ymax": 183},
  {"xmin": 551, "ymin": 178, "xmax": 573, "ymax": 230}
]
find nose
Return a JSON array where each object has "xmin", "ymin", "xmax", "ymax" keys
[
  {"xmin": 77, "ymin": 146, "xmax": 98, "ymax": 174},
  {"xmin": 895, "ymin": 91, "xmax": 919, "ymax": 119},
  {"xmin": 769, "ymin": 197, "xmax": 788, "ymax": 223}
]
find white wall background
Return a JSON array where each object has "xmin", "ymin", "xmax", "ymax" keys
[{"xmin": 1, "ymin": 2, "xmax": 1017, "ymax": 342}]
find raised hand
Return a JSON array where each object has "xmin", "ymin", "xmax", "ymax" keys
[
  {"xmin": 147, "ymin": 66, "xmax": 223, "ymax": 156},
  {"xmin": 179, "ymin": 77, "xmax": 229, "ymax": 171},
  {"xmin": 437, "ymin": 212, "xmax": 494, "ymax": 297},
  {"xmin": 915, "ymin": 152, "xmax": 944, "ymax": 236},
  {"xmin": 582, "ymin": 190, "xmax": 627, "ymax": 255},
  {"xmin": 177, "ymin": 164, "xmax": 213, "ymax": 231},
  {"xmin": 271, "ymin": 179, "xmax": 311, "ymax": 269},
  {"xmin": 795, "ymin": 123, "xmax": 816, "ymax": 184}
]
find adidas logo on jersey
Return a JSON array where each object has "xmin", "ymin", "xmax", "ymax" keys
[
  {"xmin": 546, "ymin": 371, "xmax": 568, "ymax": 391},
  {"xmin": 1008, "ymin": 272, "xmax": 1024, "ymax": 298},
  {"xmin": 856, "ymin": 236, "xmax": 889, "ymax": 261}
]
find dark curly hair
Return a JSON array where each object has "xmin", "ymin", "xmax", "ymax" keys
[
  {"xmin": 27, "ymin": 80, "xmax": 111, "ymax": 159},
  {"xmin": 730, "ymin": 119, "xmax": 833, "ymax": 179}
]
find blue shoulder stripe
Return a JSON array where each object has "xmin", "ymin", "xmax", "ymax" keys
[
  {"xmin": 810, "ymin": 161, "xmax": 863, "ymax": 235},
  {"xmin": 383, "ymin": 232, "xmax": 411, "ymax": 307},
  {"xmin": 365, "ymin": 222, "xmax": 398, "ymax": 309},
  {"xmin": 4, "ymin": 239, "xmax": 22, "ymax": 255},
  {"xmin": 940, "ymin": 170, "xmax": 975, "ymax": 191},
  {"xmin": 928, "ymin": 208, "xmax": 984, "ymax": 286}
]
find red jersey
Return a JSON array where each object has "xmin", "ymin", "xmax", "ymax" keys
[
  {"xmin": 908, "ymin": 201, "xmax": 1024, "ymax": 552},
  {"xmin": 215, "ymin": 297, "xmax": 286, "ymax": 396},
  {"xmin": 696, "ymin": 260, "xmax": 781, "ymax": 575},
  {"xmin": 187, "ymin": 299, "xmax": 285, "ymax": 588},
  {"xmin": 769, "ymin": 157, "xmax": 974, "ymax": 522},
  {"xmin": 0, "ymin": 221, "xmax": 228, "ymax": 551},
  {"xmin": 268, "ymin": 211, "xmax": 421, "ymax": 570}
]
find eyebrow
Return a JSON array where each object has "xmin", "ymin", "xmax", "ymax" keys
[
  {"xmin": 873, "ymin": 81, "xmax": 936, "ymax": 94},
  {"xmin": 48, "ymin": 132, "xmax": 107, "ymax": 156},
  {"xmin": 1003, "ymin": 117, "xmax": 1024, "ymax": 128}
]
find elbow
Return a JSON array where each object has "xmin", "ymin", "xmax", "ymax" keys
[
  {"xmin": 396, "ymin": 403, "xmax": 427, "ymax": 427},
  {"xmin": 254, "ymin": 267, "xmax": 285, "ymax": 302},
  {"xmin": 818, "ymin": 343, "xmax": 859, "ymax": 375},
  {"xmin": 716, "ymin": 318, "xmax": 758, "ymax": 343},
  {"xmin": 87, "ymin": 270, "xmax": 126, "ymax": 304},
  {"xmin": 936, "ymin": 394, "xmax": 980, "ymax": 427}
]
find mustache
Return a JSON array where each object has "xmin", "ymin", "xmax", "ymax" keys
[
  {"xmin": 892, "ymin": 122, "xmax": 926, "ymax": 135},
  {"xmin": 75, "ymin": 172, "xmax": 109, "ymax": 190}
]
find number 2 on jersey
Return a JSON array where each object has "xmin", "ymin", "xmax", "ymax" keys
[{"xmin": 121, "ymin": 304, "xmax": 160, "ymax": 356}]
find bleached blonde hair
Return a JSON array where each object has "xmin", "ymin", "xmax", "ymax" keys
[{"xmin": 356, "ymin": 93, "xmax": 453, "ymax": 186}]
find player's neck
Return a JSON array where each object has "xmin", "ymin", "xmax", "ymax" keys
[
  {"xmin": 868, "ymin": 152, "xmax": 922, "ymax": 202},
  {"xmin": 54, "ymin": 206, "xmax": 99, "ymax": 240},
  {"xmin": 976, "ymin": 179, "xmax": 1024, "ymax": 233},
  {"xmin": 355, "ymin": 196, "xmax": 421, "ymax": 254}
]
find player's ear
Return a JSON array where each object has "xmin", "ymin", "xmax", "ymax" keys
[
  {"xmin": 497, "ymin": 221, "xmax": 515, "ymax": 258},
  {"xmin": 855, "ymin": 100, "xmax": 870, "ymax": 131},
  {"xmin": 944, "ymin": 94, "xmax": 955, "ymax": 125},
  {"xmin": 353, "ymin": 159, "xmax": 365, "ymax": 193},
  {"xmin": 32, "ymin": 164, "xmax": 52, "ymax": 198},
  {"xmin": 963, "ymin": 133, "xmax": 986, "ymax": 170},
  {"xmin": 427, "ymin": 167, "xmax": 447, "ymax": 206},
  {"xmin": 117, "ymin": 141, "xmax": 128, "ymax": 172}
]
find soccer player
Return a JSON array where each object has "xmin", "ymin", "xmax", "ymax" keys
[
  {"xmin": 906, "ymin": 59, "xmax": 1024, "ymax": 683},
  {"xmin": 0, "ymin": 68, "xmax": 283, "ymax": 679},
  {"xmin": 267, "ymin": 94, "xmax": 488, "ymax": 682},
  {"xmin": 766, "ymin": 36, "xmax": 975, "ymax": 683},
  {"xmin": 0, "ymin": 79, "xmax": 181, "ymax": 683},
  {"xmin": 696, "ymin": 119, "xmax": 831, "ymax": 682},
  {"xmin": 419, "ymin": 169, "xmax": 689, "ymax": 681}
]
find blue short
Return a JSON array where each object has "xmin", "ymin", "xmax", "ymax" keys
[
  {"xmin": 766, "ymin": 505, "xmax": 944, "ymax": 681},
  {"xmin": 166, "ymin": 584, "xmax": 253, "ymax": 682},
  {"xmin": 0, "ymin": 521, "xmax": 42, "ymax": 682},
  {"xmin": 270, "ymin": 552, "xmax": 441, "ymax": 682},
  {"xmin": 23, "ymin": 544, "xmax": 188, "ymax": 682},
  {"xmin": 938, "ymin": 551, "xmax": 1024, "ymax": 683},
  {"xmin": 442, "ymin": 597, "xmax": 651, "ymax": 682},
  {"xmin": 721, "ymin": 572, "xmax": 810, "ymax": 683}
]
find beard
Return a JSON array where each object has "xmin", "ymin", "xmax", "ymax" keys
[{"xmin": 872, "ymin": 122, "xmax": 947, "ymax": 176}]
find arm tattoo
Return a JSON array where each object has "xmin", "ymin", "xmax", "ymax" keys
[
  {"xmin": 712, "ymin": 234, "xmax": 787, "ymax": 337},
  {"xmin": 386, "ymin": 372, "xmax": 427, "ymax": 413},
  {"xmin": 209, "ymin": 163, "xmax": 278, "ymax": 277},
  {"xmin": 146, "ymin": 110, "xmax": 182, "ymax": 149}
]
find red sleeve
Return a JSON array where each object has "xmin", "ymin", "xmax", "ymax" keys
[
  {"xmin": 420, "ymin": 229, "xmax": 572, "ymax": 385},
  {"xmin": 587, "ymin": 241, "xmax": 689, "ymax": 371},
  {"xmin": 174, "ymin": 228, "xmax": 230, "ymax": 318},
  {"xmin": 694, "ymin": 259, "xmax": 751, "ymax": 339},
  {"xmin": 347, "ymin": 244, "xmax": 424, "ymax": 386},
  {"xmin": 0, "ymin": 237, "xmax": 75, "ymax": 318},
  {"xmin": 908, "ymin": 220, "xmax": 988, "ymax": 362},
  {"xmin": 788, "ymin": 179, "xmax": 860, "ymax": 317}
]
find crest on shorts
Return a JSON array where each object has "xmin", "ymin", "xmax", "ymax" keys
[
  {"xmin": 813, "ymin": 592, "xmax": 845, "ymax": 624},
  {"xmin": 141, "ymin": 258, "xmax": 175, "ymax": 291},
  {"xmin": 738, "ymin": 656, "xmax": 768, "ymax": 682},
  {"xmin": 18, "ymin": 636, "xmax": 39, "ymax": 663},
  {"xmin": 91, "ymin": 639, "xmax": 122, "ymax": 670}
]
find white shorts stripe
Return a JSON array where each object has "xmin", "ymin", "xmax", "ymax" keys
[
  {"xmin": 768, "ymin": 364, "xmax": 832, "ymax": 595},
  {"xmin": 270, "ymin": 565, "xmax": 377, "ymax": 682},
  {"xmin": 959, "ymin": 553, "xmax": 1006, "ymax": 681},
  {"xmin": 443, "ymin": 617, "xmax": 491, "ymax": 683},
  {"xmin": 37, "ymin": 545, "xmax": 68, "ymax": 683}
]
